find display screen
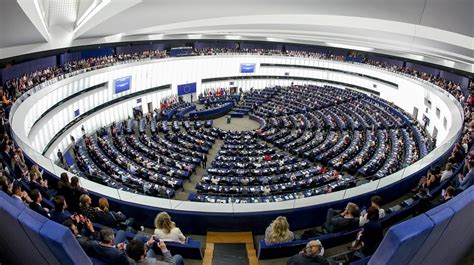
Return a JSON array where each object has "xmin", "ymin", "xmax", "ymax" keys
[
  {"xmin": 115, "ymin": 76, "xmax": 131, "ymax": 93},
  {"xmin": 240, "ymin": 63, "xmax": 256, "ymax": 73}
]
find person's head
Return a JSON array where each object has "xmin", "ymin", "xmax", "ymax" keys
[
  {"xmin": 12, "ymin": 183, "xmax": 22, "ymax": 196},
  {"xmin": 469, "ymin": 160, "xmax": 474, "ymax": 170},
  {"xmin": 0, "ymin": 176, "xmax": 11, "ymax": 193},
  {"xmin": 98, "ymin": 197, "xmax": 109, "ymax": 212},
  {"xmin": 63, "ymin": 219, "xmax": 79, "ymax": 236},
  {"xmin": 100, "ymin": 227, "xmax": 115, "ymax": 245},
  {"xmin": 304, "ymin": 240, "xmax": 323, "ymax": 257},
  {"xmin": 366, "ymin": 206, "xmax": 380, "ymax": 222},
  {"xmin": 445, "ymin": 186, "xmax": 456, "ymax": 199},
  {"xmin": 79, "ymin": 194, "xmax": 92, "ymax": 207},
  {"xmin": 445, "ymin": 163, "xmax": 453, "ymax": 171},
  {"xmin": 270, "ymin": 216, "xmax": 290, "ymax": 242},
  {"xmin": 53, "ymin": 195, "xmax": 67, "ymax": 212},
  {"xmin": 30, "ymin": 189, "xmax": 42, "ymax": 203},
  {"xmin": 125, "ymin": 240, "xmax": 146, "ymax": 261},
  {"xmin": 71, "ymin": 176, "xmax": 79, "ymax": 187},
  {"xmin": 345, "ymin": 203, "xmax": 359, "ymax": 217},
  {"xmin": 60, "ymin": 172, "xmax": 69, "ymax": 183},
  {"xmin": 371, "ymin": 196, "xmax": 382, "ymax": 209},
  {"xmin": 154, "ymin": 212, "xmax": 174, "ymax": 233}
]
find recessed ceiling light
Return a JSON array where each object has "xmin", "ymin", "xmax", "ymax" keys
[
  {"xmin": 225, "ymin": 35, "xmax": 241, "ymax": 40},
  {"xmin": 325, "ymin": 42, "xmax": 374, "ymax": 51},
  {"xmin": 188, "ymin": 34, "xmax": 202, "ymax": 39}
]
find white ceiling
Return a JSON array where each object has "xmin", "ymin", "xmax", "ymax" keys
[{"xmin": 0, "ymin": 0, "xmax": 472, "ymax": 72}]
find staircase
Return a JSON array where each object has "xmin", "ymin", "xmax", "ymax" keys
[{"xmin": 203, "ymin": 231, "xmax": 259, "ymax": 265}]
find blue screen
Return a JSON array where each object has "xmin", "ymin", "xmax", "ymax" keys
[
  {"xmin": 115, "ymin": 76, "xmax": 131, "ymax": 93},
  {"xmin": 240, "ymin": 63, "xmax": 255, "ymax": 73},
  {"xmin": 177, "ymin": 82, "xmax": 197, "ymax": 96}
]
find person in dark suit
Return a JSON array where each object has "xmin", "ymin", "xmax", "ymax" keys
[
  {"xmin": 57, "ymin": 149, "xmax": 64, "ymax": 164},
  {"xmin": 350, "ymin": 206, "xmax": 384, "ymax": 261},
  {"xmin": 323, "ymin": 202, "xmax": 360, "ymax": 233},
  {"xmin": 95, "ymin": 197, "xmax": 130, "ymax": 230},
  {"xmin": 50, "ymin": 195, "xmax": 71, "ymax": 224},
  {"xmin": 85, "ymin": 227, "xmax": 129, "ymax": 265},
  {"xmin": 57, "ymin": 172, "xmax": 73, "ymax": 207},
  {"xmin": 287, "ymin": 240, "xmax": 330, "ymax": 265},
  {"xmin": 11, "ymin": 183, "xmax": 31, "ymax": 206},
  {"xmin": 29, "ymin": 189, "xmax": 49, "ymax": 218}
]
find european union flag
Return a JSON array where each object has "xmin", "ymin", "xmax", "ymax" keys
[{"xmin": 177, "ymin": 82, "xmax": 197, "ymax": 95}]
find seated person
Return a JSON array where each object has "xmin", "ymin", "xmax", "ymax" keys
[
  {"xmin": 286, "ymin": 240, "xmax": 329, "ymax": 265},
  {"xmin": 412, "ymin": 166, "xmax": 441, "ymax": 192},
  {"xmin": 264, "ymin": 216, "xmax": 294, "ymax": 244},
  {"xmin": 417, "ymin": 186, "xmax": 457, "ymax": 213},
  {"xmin": 125, "ymin": 239, "xmax": 184, "ymax": 265},
  {"xmin": 457, "ymin": 160, "xmax": 474, "ymax": 191},
  {"xmin": 154, "ymin": 212, "xmax": 186, "ymax": 243},
  {"xmin": 0, "ymin": 176, "xmax": 13, "ymax": 196},
  {"xmin": 50, "ymin": 195, "xmax": 71, "ymax": 224},
  {"xmin": 85, "ymin": 227, "xmax": 129, "ymax": 265},
  {"xmin": 323, "ymin": 202, "xmax": 360, "ymax": 233},
  {"xmin": 78, "ymin": 194, "xmax": 97, "ymax": 221},
  {"xmin": 359, "ymin": 196, "xmax": 386, "ymax": 226},
  {"xmin": 11, "ymin": 183, "xmax": 32, "ymax": 206},
  {"xmin": 351, "ymin": 206, "xmax": 383, "ymax": 259},
  {"xmin": 29, "ymin": 189, "xmax": 50, "ymax": 218},
  {"xmin": 96, "ymin": 197, "xmax": 131, "ymax": 229},
  {"xmin": 440, "ymin": 163, "xmax": 454, "ymax": 182}
]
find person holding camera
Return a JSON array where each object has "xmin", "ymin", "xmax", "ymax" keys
[
  {"xmin": 126, "ymin": 237, "xmax": 184, "ymax": 265},
  {"xmin": 286, "ymin": 240, "xmax": 330, "ymax": 265}
]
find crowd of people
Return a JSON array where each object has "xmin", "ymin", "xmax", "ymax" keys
[{"xmin": 0, "ymin": 46, "xmax": 471, "ymax": 264}]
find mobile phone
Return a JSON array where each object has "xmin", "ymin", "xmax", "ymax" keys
[{"xmin": 441, "ymin": 189, "xmax": 446, "ymax": 197}]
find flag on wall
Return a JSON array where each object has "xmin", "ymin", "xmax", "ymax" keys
[{"xmin": 177, "ymin": 82, "xmax": 197, "ymax": 96}]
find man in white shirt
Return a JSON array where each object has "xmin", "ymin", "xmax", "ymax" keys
[{"xmin": 359, "ymin": 196, "xmax": 386, "ymax": 227}]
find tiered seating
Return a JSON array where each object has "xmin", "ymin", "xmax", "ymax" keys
[{"xmin": 369, "ymin": 186, "xmax": 474, "ymax": 265}]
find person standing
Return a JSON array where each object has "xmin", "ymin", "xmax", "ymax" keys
[
  {"xmin": 202, "ymin": 153, "xmax": 207, "ymax": 169},
  {"xmin": 57, "ymin": 149, "xmax": 65, "ymax": 165}
]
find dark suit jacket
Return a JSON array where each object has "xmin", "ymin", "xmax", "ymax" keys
[
  {"xmin": 360, "ymin": 220, "xmax": 384, "ymax": 256},
  {"xmin": 85, "ymin": 241, "xmax": 129, "ymax": 265},
  {"xmin": 50, "ymin": 210, "xmax": 71, "ymax": 224},
  {"xmin": 29, "ymin": 202, "xmax": 49, "ymax": 218}
]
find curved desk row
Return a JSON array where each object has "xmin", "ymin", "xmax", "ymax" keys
[{"xmin": 188, "ymin": 102, "xmax": 235, "ymax": 119}]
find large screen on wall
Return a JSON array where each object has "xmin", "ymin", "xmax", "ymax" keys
[
  {"xmin": 240, "ymin": 63, "xmax": 255, "ymax": 73},
  {"xmin": 115, "ymin": 76, "xmax": 131, "ymax": 93}
]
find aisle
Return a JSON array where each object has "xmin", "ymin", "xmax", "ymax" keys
[{"xmin": 203, "ymin": 232, "xmax": 259, "ymax": 265}]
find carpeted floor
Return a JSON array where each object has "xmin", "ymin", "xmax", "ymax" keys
[
  {"xmin": 212, "ymin": 243, "xmax": 249, "ymax": 265},
  {"xmin": 213, "ymin": 116, "xmax": 261, "ymax": 132}
]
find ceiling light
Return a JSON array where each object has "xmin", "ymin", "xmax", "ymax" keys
[
  {"xmin": 443, "ymin": 59, "xmax": 455, "ymax": 67},
  {"xmin": 148, "ymin": 34, "xmax": 164, "ymax": 39},
  {"xmin": 33, "ymin": 0, "xmax": 49, "ymax": 37},
  {"xmin": 266, "ymin": 37, "xmax": 284, "ymax": 42},
  {"xmin": 225, "ymin": 35, "xmax": 241, "ymax": 40},
  {"xmin": 325, "ymin": 42, "xmax": 374, "ymax": 51},
  {"xmin": 73, "ymin": 0, "xmax": 111, "ymax": 35},
  {"xmin": 188, "ymin": 34, "xmax": 202, "ymax": 39}
]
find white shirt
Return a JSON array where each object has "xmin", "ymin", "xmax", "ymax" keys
[
  {"xmin": 440, "ymin": 169, "xmax": 453, "ymax": 182},
  {"xmin": 154, "ymin": 227, "xmax": 186, "ymax": 243},
  {"xmin": 359, "ymin": 208, "xmax": 386, "ymax": 227}
]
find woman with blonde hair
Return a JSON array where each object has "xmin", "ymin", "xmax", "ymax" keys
[
  {"xmin": 264, "ymin": 216, "xmax": 294, "ymax": 244},
  {"xmin": 154, "ymin": 212, "xmax": 186, "ymax": 243}
]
